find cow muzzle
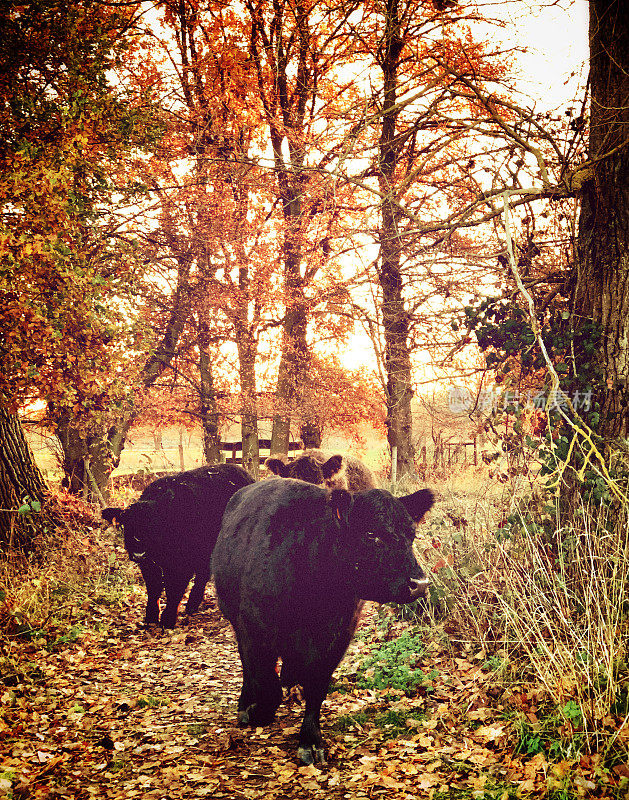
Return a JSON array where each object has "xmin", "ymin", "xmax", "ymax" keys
[{"xmin": 408, "ymin": 577, "xmax": 430, "ymax": 600}]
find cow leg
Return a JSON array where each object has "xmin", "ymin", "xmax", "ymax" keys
[
  {"xmin": 184, "ymin": 565, "xmax": 210, "ymax": 615},
  {"xmin": 297, "ymin": 675, "xmax": 332, "ymax": 766},
  {"xmin": 139, "ymin": 561, "xmax": 163, "ymax": 626},
  {"xmin": 160, "ymin": 570, "xmax": 192, "ymax": 629},
  {"xmin": 235, "ymin": 634, "xmax": 282, "ymax": 727},
  {"xmin": 235, "ymin": 640, "xmax": 257, "ymax": 722}
]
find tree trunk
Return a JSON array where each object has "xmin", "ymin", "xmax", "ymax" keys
[
  {"xmin": 0, "ymin": 409, "xmax": 50, "ymax": 551},
  {"xmin": 238, "ymin": 338, "xmax": 260, "ymax": 478},
  {"xmin": 300, "ymin": 416, "xmax": 323, "ymax": 449},
  {"xmin": 573, "ymin": 0, "xmax": 629, "ymax": 438},
  {"xmin": 178, "ymin": 429, "xmax": 185, "ymax": 471},
  {"xmin": 270, "ymin": 212, "xmax": 310, "ymax": 455},
  {"xmin": 247, "ymin": 2, "xmax": 314, "ymax": 456},
  {"xmin": 55, "ymin": 413, "xmax": 89, "ymax": 495},
  {"xmin": 230, "ymin": 252, "xmax": 261, "ymax": 475},
  {"xmin": 376, "ymin": 0, "xmax": 415, "ymax": 477},
  {"xmin": 54, "ymin": 414, "xmax": 116, "ymax": 505},
  {"xmin": 270, "ymin": 301, "xmax": 309, "ymax": 455},
  {"xmin": 199, "ymin": 342, "xmax": 223, "ymax": 464},
  {"xmin": 198, "ymin": 317, "xmax": 223, "ymax": 464},
  {"xmin": 54, "ymin": 251, "xmax": 192, "ymax": 499}
]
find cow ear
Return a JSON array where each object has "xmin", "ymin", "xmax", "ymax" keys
[
  {"xmin": 102, "ymin": 507, "xmax": 124, "ymax": 524},
  {"xmin": 327, "ymin": 489, "xmax": 352, "ymax": 525},
  {"xmin": 265, "ymin": 458, "xmax": 288, "ymax": 476},
  {"xmin": 321, "ymin": 455, "xmax": 343, "ymax": 480},
  {"xmin": 398, "ymin": 489, "xmax": 435, "ymax": 523}
]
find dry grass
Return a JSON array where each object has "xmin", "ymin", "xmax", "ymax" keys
[
  {"xmin": 416, "ymin": 469, "xmax": 629, "ymax": 753},
  {"xmin": 0, "ymin": 493, "xmax": 133, "ymax": 658}
]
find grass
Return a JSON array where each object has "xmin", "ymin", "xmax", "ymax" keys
[
  {"xmin": 352, "ymin": 630, "xmax": 435, "ymax": 696},
  {"xmin": 411, "ymin": 466, "xmax": 629, "ymax": 761},
  {"xmin": 137, "ymin": 695, "xmax": 170, "ymax": 709},
  {"xmin": 333, "ymin": 707, "xmax": 425, "ymax": 738}
]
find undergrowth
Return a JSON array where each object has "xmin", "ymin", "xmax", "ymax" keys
[
  {"xmin": 0, "ymin": 490, "xmax": 134, "ymax": 681},
  {"xmin": 407, "ymin": 463, "xmax": 629, "ymax": 763},
  {"xmin": 352, "ymin": 629, "xmax": 436, "ymax": 696}
]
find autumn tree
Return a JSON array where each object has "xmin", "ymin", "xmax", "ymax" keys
[
  {"xmin": 372, "ymin": 0, "xmax": 416, "ymax": 475},
  {"xmin": 296, "ymin": 354, "xmax": 385, "ymax": 448},
  {"xmin": 243, "ymin": 0, "xmax": 371, "ymax": 455},
  {"xmin": 244, "ymin": 0, "xmax": 323, "ymax": 454},
  {"xmin": 0, "ymin": 1, "xmax": 157, "ymax": 546},
  {"xmin": 119, "ymin": 0, "xmax": 367, "ymax": 473},
  {"xmin": 44, "ymin": 2, "xmax": 249, "ymax": 497},
  {"xmin": 305, "ymin": 0, "xmax": 517, "ymax": 477},
  {"xmin": 123, "ymin": 0, "xmax": 283, "ymax": 477},
  {"xmin": 435, "ymin": 2, "xmax": 628, "ymax": 460}
]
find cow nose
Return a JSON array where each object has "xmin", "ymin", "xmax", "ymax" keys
[{"xmin": 409, "ymin": 577, "xmax": 429, "ymax": 599}]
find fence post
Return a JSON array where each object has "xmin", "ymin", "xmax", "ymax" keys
[{"xmin": 178, "ymin": 428, "xmax": 185, "ymax": 471}]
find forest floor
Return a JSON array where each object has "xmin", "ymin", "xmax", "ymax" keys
[{"xmin": 1, "ymin": 520, "xmax": 625, "ymax": 800}]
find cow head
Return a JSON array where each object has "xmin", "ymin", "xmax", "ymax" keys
[
  {"xmin": 340, "ymin": 488, "xmax": 434, "ymax": 604},
  {"xmin": 265, "ymin": 453, "xmax": 347, "ymax": 490},
  {"xmin": 102, "ymin": 502, "xmax": 154, "ymax": 562}
]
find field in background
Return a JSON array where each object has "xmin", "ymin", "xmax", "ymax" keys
[
  {"xmin": 25, "ymin": 423, "xmax": 393, "ymax": 486},
  {"xmin": 26, "ymin": 420, "xmax": 521, "ymax": 527}
]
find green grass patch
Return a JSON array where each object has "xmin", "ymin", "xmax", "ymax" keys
[
  {"xmin": 136, "ymin": 695, "xmax": 170, "ymax": 709},
  {"xmin": 432, "ymin": 786, "xmax": 520, "ymax": 800},
  {"xmin": 354, "ymin": 630, "xmax": 435, "ymax": 696},
  {"xmin": 333, "ymin": 711, "xmax": 369, "ymax": 731},
  {"xmin": 333, "ymin": 706, "xmax": 426, "ymax": 739},
  {"xmin": 511, "ymin": 700, "xmax": 589, "ymax": 761},
  {"xmin": 373, "ymin": 708, "xmax": 425, "ymax": 738},
  {"xmin": 0, "ymin": 770, "xmax": 15, "ymax": 794},
  {"xmin": 186, "ymin": 722, "xmax": 211, "ymax": 736},
  {"xmin": 50, "ymin": 624, "xmax": 84, "ymax": 650}
]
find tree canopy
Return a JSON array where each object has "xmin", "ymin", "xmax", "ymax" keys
[{"xmin": 4, "ymin": 0, "xmax": 629, "ymax": 537}]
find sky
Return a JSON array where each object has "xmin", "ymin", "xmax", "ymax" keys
[{"xmin": 484, "ymin": 0, "xmax": 589, "ymax": 110}]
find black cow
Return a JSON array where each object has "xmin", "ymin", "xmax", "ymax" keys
[
  {"xmin": 265, "ymin": 448, "xmax": 377, "ymax": 492},
  {"xmin": 212, "ymin": 478, "xmax": 434, "ymax": 765},
  {"xmin": 102, "ymin": 464, "xmax": 254, "ymax": 628}
]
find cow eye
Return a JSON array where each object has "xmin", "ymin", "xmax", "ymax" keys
[{"xmin": 366, "ymin": 532, "xmax": 383, "ymax": 546}]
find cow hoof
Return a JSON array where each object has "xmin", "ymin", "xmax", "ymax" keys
[
  {"xmin": 238, "ymin": 704, "xmax": 276, "ymax": 727},
  {"xmin": 297, "ymin": 745, "xmax": 326, "ymax": 766}
]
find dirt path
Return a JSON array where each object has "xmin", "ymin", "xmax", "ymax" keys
[{"xmin": 2, "ymin": 574, "xmax": 600, "ymax": 800}]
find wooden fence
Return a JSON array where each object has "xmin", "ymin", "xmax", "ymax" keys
[
  {"xmin": 111, "ymin": 439, "xmax": 302, "ymax": 490},
  {"xmin": 221, "ymin": 438, "xmax": 300, "ymax": 465}
]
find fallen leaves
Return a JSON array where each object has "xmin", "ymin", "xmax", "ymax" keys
[{"xmin": 0, "ymin": 550, "xmax": 624, "ymax": 800}]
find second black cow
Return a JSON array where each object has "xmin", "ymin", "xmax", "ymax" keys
[
  {"xmin": 102, "ymin": 464, "xmax": 253, "ymax": 628},
  {"xmin": 212, "ymin": 478, "xmax": 434, "ymax": 765}
]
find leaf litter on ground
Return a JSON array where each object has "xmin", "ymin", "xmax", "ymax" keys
[{"xmin": 0, "ymin": 523, "xmax": 625, "ymax": 799}]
